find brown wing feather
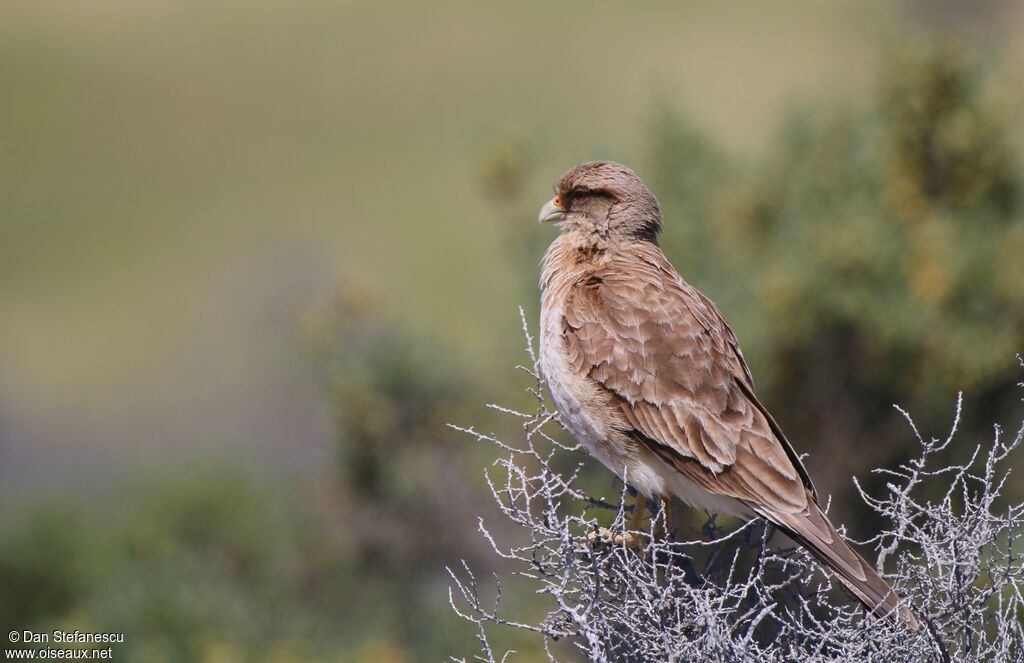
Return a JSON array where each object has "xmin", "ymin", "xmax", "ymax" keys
[
  {"xmin": 563, "ymin": 244, "xmax": 810, "ymax": 509},
  {"xmin": 561, "ymin": 242, "xmax": 917, "ymax": 628}
]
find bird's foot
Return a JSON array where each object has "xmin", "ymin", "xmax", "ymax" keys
[{"xmin": 586, "ymin": 527, "xmax": 648, "ymax": 549}]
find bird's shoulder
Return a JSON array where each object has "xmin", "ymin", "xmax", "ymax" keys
[{"xmin": 559, "ymin": 240, "xmax": 752, "ymax": 396}]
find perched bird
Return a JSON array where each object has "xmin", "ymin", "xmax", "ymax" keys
[{"xmin": 537, "ymin": 161, "xmax": 917, "ymax": 628}]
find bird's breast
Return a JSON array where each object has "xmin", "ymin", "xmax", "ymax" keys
[
  {"xmin": 539, "ymin": 284, "xmax": 751, "ymax": 515},
  {"xmin": 539, "ymin": 287, "xmax": 646, "ymax": 490},
  {"xmin": 540, "ymin": 292, "xmax": 608, "ymax": 451}
]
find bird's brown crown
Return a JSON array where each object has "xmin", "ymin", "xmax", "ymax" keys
[{"xmin": 555, "ymin": 161, "xmax": 662, "ymax": 242}]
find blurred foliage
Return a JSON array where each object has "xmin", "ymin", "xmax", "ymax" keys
[
  {"xmin": 0, "ymin": 288, "xmax": 543, "ymax": 662},
  {"xmin": 299, "ymin": 283, "xmax": 510, "ymax": 655},
  {"xmin": 658, "ymin": 44, "xmax": 1024, "ymax": 518},
  {"xmin": 0, "ymin": 282, "xmax": 544, "ymax": 659},
  {"xmin": 485, "ymin": 43, "xmax": 1024, "ymax": 528},
  {"xmin": 0, "ymin": 471, "xmax": 362, "ymax": 661}
]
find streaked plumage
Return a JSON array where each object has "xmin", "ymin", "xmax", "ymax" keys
[{"xmin": 537, "ymin": 161, "xmax": 917, "ymax": 628}]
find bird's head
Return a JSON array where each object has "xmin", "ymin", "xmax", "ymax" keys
[{"xmin": 538, "ymin": 161, "xmax": 661, "ymax": 242}]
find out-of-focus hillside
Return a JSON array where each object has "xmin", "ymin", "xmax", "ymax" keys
[{"xmin": 0, "ymin": 0, "xmax": 899, "ymax": 495}]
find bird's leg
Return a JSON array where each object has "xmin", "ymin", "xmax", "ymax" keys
[
  {"xmin": 626, "ymin": 493, "xmax": 647, "ymax": 532},
  {"xmin": 587, "ymin": 491, "xmax": 650, "ymax": 549},
  {"xmin": 614, "ymin": 492, "xmax": 648, "ymax": 548}
]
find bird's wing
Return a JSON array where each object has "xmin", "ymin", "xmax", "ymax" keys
[
  {"xmin": 562, "ymin": 244, "xmax": 816, "ymax": 512},
  {"xmin": 562, "ymin": 244, "xmax": 919, "ymax": 627}
]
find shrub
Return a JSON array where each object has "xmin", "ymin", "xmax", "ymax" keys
[{"xmin": 448, "ymin": 315, "xmax": 1024, "ymax": 662}]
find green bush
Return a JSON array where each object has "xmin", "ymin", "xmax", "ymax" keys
[
  {"xmin": 649, "ymin": 45, "xmax": 1023, "ymax": 518},
  {"xmin": 485, "ymin": 43, "xmax": 1023, "ymax": 526}
]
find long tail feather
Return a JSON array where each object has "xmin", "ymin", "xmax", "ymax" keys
[{"xmin": 759, "ymin": 493, "xmax": 919, "ymax": 631}]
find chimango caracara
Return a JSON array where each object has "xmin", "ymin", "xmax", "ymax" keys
[{"xmin": 537, "ymin": 160, "xmax": 917, "ymax": 628}]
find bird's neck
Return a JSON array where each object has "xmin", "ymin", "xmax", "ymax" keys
[{"xmin": 540, "ymin": 232, "xmax": 622, "ymax": 291}]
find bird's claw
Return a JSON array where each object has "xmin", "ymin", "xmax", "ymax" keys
[{"xmin": 586, "ymin": 527, "xmax": 647, "ymax": 549}]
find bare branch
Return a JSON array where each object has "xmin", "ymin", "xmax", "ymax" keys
[{"xmin": 449, "ymin": 317, "xmax": 1024, "ymax": 662}]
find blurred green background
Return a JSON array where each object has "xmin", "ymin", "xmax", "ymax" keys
[{"xmin": 2, "ymin": 1, "xmax": 1023, "ymax": 661}]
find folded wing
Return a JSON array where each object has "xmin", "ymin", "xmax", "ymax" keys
[{"xmin": 561, "ymin": 242, "xmax": 916, "ymax": 627}]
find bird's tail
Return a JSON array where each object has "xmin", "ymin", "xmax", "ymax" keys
[{"xmin": 761, "ymin": 494, "xmax": 919, "ymax": 631}]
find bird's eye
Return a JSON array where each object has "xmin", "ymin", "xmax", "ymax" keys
[{"xmin": 572, "ymin": 193, "xmax": 588, "ymax": 205}]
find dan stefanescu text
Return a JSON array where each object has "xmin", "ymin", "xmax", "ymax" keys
[{"xmin": 17, "ymin": 631, "xmax": 123, "ymax": 645}]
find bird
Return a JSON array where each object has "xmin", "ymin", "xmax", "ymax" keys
[{"xmin": 537, "ymin": 160, "xmax": 917, "ymax": 629}]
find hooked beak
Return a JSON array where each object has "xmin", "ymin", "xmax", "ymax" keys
[{"xmin": 537, "ymin": 197, "xmax": 567, "ymax": 224}]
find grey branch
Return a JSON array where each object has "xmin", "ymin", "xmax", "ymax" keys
[{"xmin": 449, "ymin": 321, "xmax": 1024, "ymax": 662}]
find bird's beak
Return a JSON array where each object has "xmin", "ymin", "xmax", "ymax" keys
[{"xmin": 538, "ymin": 197, "xmax": 567, "ymax": 224}]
